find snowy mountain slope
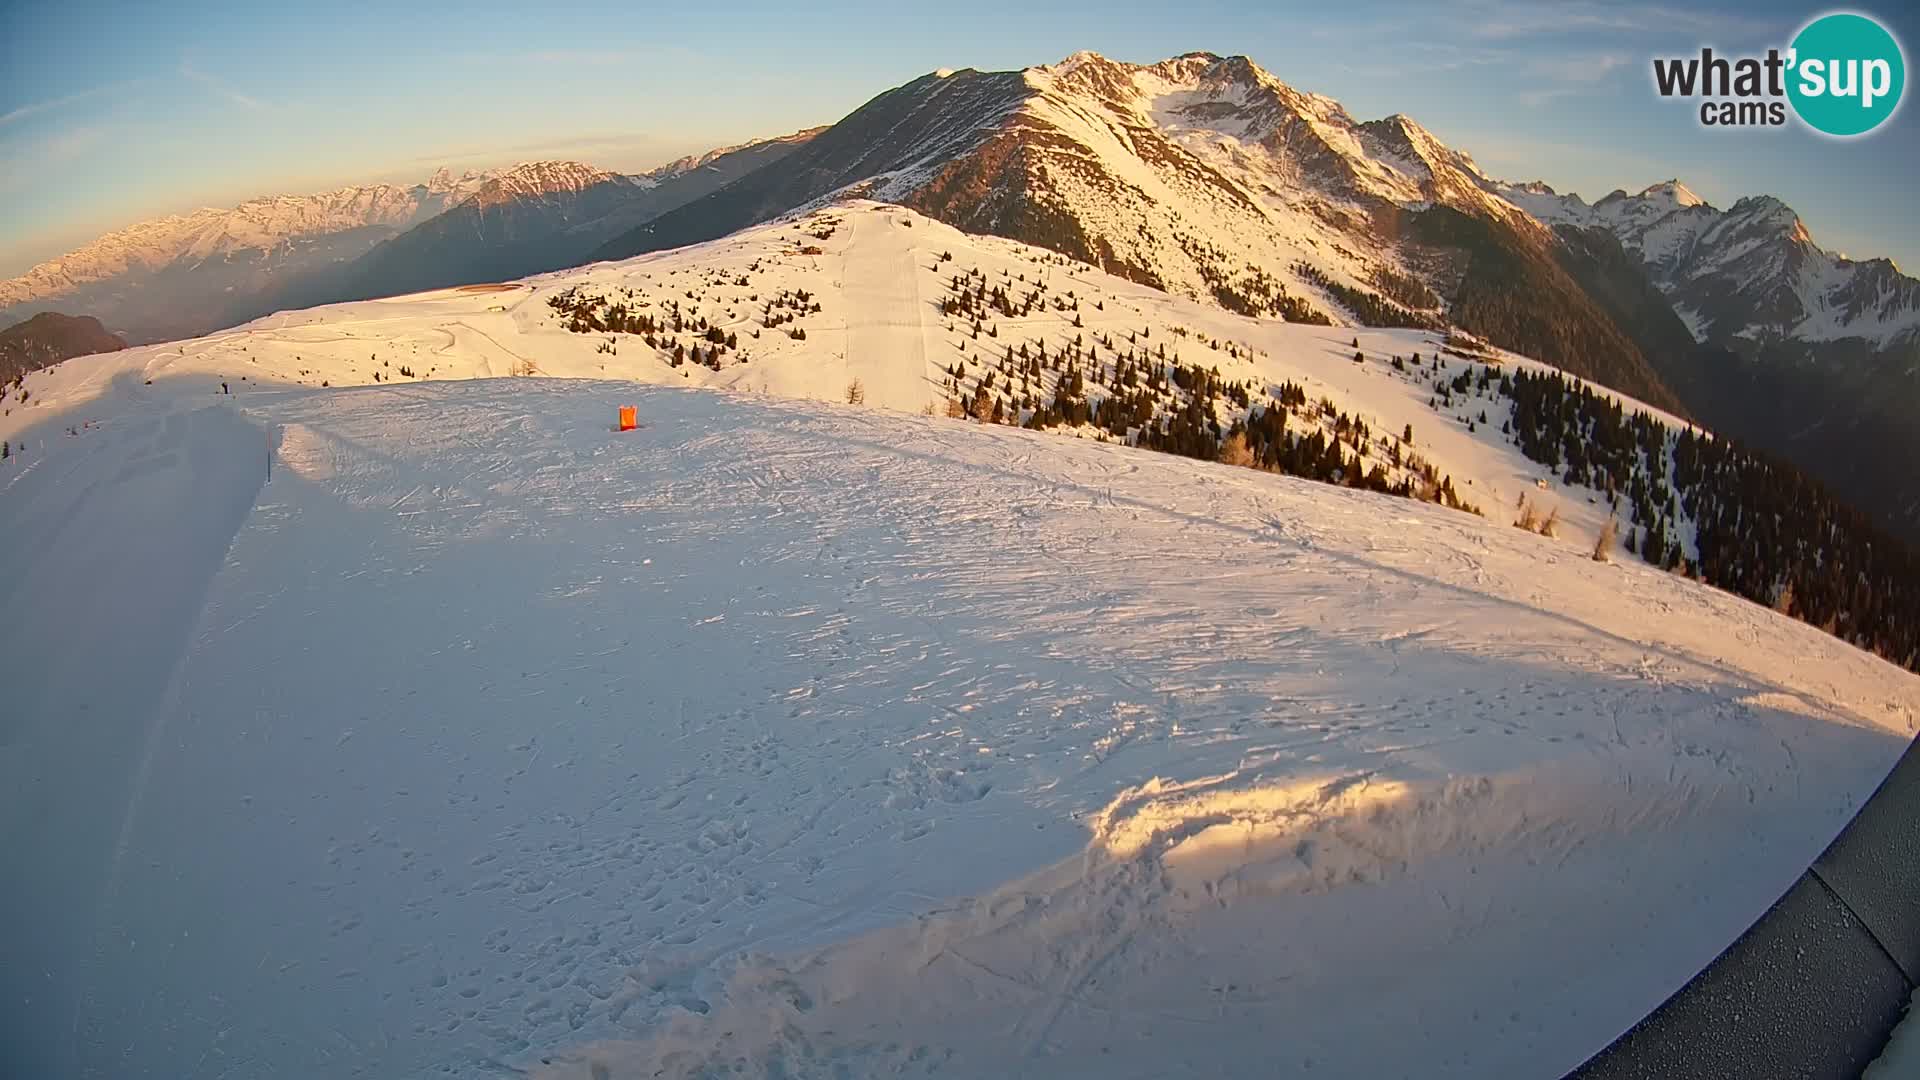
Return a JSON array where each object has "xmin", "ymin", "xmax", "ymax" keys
[
  {"xmin": 562, "ymin": 128, "xmax": 825, "ymax": 242},
  {"xmin": 605, "ymin": 49, "xmax": 1915, "ymax": 544},
  {"xmin": 2, "ymin": 202, "xmax": 1658, "ymax": 555},
  {"xmin": 650, "ymin": 126, "xmax": 831, "ymax": 184},
  {"xmin": 592, "ymin": 68, "xmax": 1034, "ymax": 259},
  {"xmin": 2, "ymin": 333, "xmax": 1914, "ymax": 1077},
  {"xmin": 596, "ymin": 52, "xmax": 1683, "ymax": 412},
  {"xmin": 608, "ymin": 51, "xmax": 1536, "ymax": 312}
]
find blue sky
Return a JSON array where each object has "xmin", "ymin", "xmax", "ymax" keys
[{"xmin": 2, "ymin": 0, "xmax": 1916, "ymax": 277}]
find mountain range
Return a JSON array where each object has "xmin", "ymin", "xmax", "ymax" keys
[
  {"xmin": 256, "ymin": 129, "xmax": 821, "ymax": 316},
  {"xmin": 0, "ymin": 170, "xmax": 494, "ymax": 344},
  {"xmin": 0, "ymin": 130, "xmax": 820, "ymax": 347},
  {"xmin": 5, "ymin": 50, "xmax": 1917, "ymax": 537}
]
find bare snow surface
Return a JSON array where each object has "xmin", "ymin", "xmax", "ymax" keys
[{"xmin": 2, "ymin": 203, "xmax": 1916, "ymax": 1080}]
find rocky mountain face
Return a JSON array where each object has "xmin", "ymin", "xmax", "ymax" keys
[{"xmin": 0, "ymin": 312, "xmax": 127, "ymax": 386}]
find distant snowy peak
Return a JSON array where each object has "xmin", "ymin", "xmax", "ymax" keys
[
  {"xmin": 464, "ymin": 161, "xmax": 625, "ymax": 208},
  {"xmin": 425, "ymin": 166, "xmax": 494, "ymax": 199},
  {"xmin": 0, "ymin": 170, "xmax": 495, "ymax": 308},
  {"xmin": 1586, "ymin": 179, "xmax": 1707, "ymax": 218},
  {"xmin": 1639, "ymin": 179, "xmax": 1704, "ymax": 209},
  {"xmin": 1484, "ymin": 179, "xmax": 1587, "ymax": 227},
  {"xmin": 1498, "ymin": 178, "xmax": 1710, "ymax": 233},
  {"xmin": 1503, "ymin": 176, "xmax": 1920, "ymax": 348},
  {"xmin": 1722, "ymin": 195, "xmax": 1806, "ymax": 242},
  {"xmin": 1364, "ymin": 113, "xmax": 1488, "ymax": 179}
]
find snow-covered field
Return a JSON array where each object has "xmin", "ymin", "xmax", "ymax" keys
[{"xmin": 2, "ymin": 203, "xmax": 1915, "ymax": 1079}]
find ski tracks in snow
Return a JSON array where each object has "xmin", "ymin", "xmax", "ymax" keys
[{"xmin": 840, "ymin": 209, "xmax": 932, "ymax": 412}]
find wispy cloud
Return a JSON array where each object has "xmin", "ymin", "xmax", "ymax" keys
[
  {"xmin": 1319, "ymin": 4, "xmax": 1773, "ymax": 93},
  {"xmin": 0, "ymin": 80, "xmax": 141, "ymax": 128},
  {"xmin": 1515, "ymin": 86, "xmax": 1575, "ymax": 107},
  {"xmin": 1470, "ymin": 2, "xmax": 1789, "ymax": 42},
  {"xmin": 1330, "ymin": 41, "xmax": 1508, "ymax": 79},
  {"xmin": 180, "ymin": 62, "xmax": 271, "ymax": 112},
  {"xmin": 1514, "ymin": 51, "xmax": 1631, "ymax": 105},
  {"xmin": 1307, "ymin": 3, "xmax": 1786, "ymax": 47},
  {"xmin": 1544, "ymin": 53, "xmax": 1631, "ymax": 83}
]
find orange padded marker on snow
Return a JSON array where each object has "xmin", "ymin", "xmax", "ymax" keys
[{"xmin": 618, "ymin": 405, "xmax": 637, "ymax": 431}]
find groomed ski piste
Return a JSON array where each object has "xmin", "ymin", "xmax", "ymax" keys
[{"xmin": 2, "ymin": 203, "xmax": 1915, "ymax": 1079}]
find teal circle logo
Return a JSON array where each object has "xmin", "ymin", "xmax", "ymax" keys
[{"xmin": 1787, "ymin": 12, "xmax": 1906, "ymax": 136}]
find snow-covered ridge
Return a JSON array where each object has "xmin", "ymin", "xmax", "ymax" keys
[
  {"xmin": 652, "ymin": 126, "xmax": 829, "ymax": 178},
  {"xmin": 0, "ymin": 201, "xmax": 1694, "ymax": 569}
]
